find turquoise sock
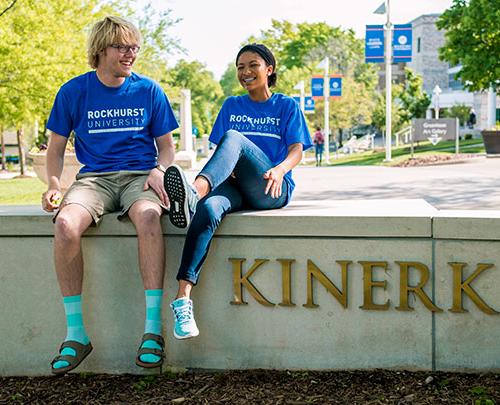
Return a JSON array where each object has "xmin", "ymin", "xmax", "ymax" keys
[
  {"xmin": 140, "ymin": 289, "xmax": 163, "ymax": 364},
  {"xmin": 53, "ymin": 295, "xmax": 90, "ymax": 369}
]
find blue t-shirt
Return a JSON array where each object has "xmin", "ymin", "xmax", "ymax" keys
[
  {"xmin": 209, "ymin": 93, "xmax": 312, "ymax": 204},
  {"xmin": 47, "ymin": 71, "xmax": 178, "ymax": 173}
]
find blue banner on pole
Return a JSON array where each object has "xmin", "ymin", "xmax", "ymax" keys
[
  {"xmin": 365, "ymin": 25, "xmax": 384, "ymax": 63},
  {"xmin": 304, "ymin": 96, "xmax": 315, "ymax": 112},
  {"xmin": 311, "ymin": 77, "xmax": 324, "ymax": 97},
  {"xmin": 329, "ymin": 77, "xmax": 342, "ymax": 97},
  {"xmin": 293, "ymin": 96, "xmax": 315, "ymax": 114},
  {"xmin": 393, "ymin": 24, "xmax": 412, "ymax": 62}
]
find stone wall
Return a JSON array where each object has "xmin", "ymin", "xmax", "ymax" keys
[{"xmin": 0, "ymin": 201, "xmax": 498, "ymax": 376}]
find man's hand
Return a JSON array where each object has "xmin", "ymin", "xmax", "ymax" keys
[
  {"xmin": 263, "ymin": 166, "xmax": 286, "ymax": 199},
  {"xmin": 144, "ymin": 168, "xmax": 170, "ymax": 207},
  {"xmin": 42, "ymin": 189, "xmax": 63, "ymax": 212}
]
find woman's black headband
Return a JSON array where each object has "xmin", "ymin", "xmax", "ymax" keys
[{"xmin": 236, "ymin": 44, "xmax": 276, "ymax": 70}]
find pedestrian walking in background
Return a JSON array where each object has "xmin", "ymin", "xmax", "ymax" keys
[{"xmin": 313, "ymin": 126, "xmax": 325, "ymax": 166}]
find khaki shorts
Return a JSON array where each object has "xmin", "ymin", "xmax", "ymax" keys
[{"xmin": 56, "ymin": 171, "xmax": 167, "ymax": 224}]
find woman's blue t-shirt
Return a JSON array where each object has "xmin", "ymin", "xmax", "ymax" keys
[
  {"xmin": 209, "ymin": 93, "xmax": 312, "ymax": 204},
  {"xmin": 47, "ymin": 71, "xmax": 178, "ymax": 173}
]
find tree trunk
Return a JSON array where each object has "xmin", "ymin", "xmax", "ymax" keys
[
  {"xmin": 338, "ymin": 128, "xmax": 343, "ymax": 147},
  {"xmin": 1, "ymin": 126, "xmax": 6, "ymax": 171},
  {"xmin": 16, "ymin": 126, "xmax": 26, "ymax": 176}
]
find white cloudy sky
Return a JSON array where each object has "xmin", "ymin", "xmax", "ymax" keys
[{"xmin": 135, "ymin": 0, "xmax": 453, "ymax": 79}]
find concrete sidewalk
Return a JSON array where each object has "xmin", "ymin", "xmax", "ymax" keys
[
  {"xmin": 290, "ymin": 156, "xmax": 500, "ymax": 210},
  {"xmin": 3, "ymin": 156, "xmax": 500, "ymax": 210}
]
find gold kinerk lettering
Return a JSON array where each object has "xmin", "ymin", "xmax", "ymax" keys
[
  {"xmin": 395, "ymin": 261, "xmax": 442, "ymax": 312},
  {"xmin": 449, "ymin": 262, "xmax": 499, "ymax": 314},
  {"xmin": 278, "ymin": 259, "xmax": 296, "ymax": 307},
  {"xmin": 359, "ymin": 261, "xmax": 390, "ymax": 311},
  {"xmin": 303, "ymin": 260, "xmax": 350, "ymax": 309},
  {"xmin": 229, "ymin": 258, "xmax": 274, "ymax": 306}
]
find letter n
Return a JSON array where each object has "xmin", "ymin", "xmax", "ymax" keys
[{"xmin": 303, "ymin": 260, "xmax": 350, "ymax": 309}]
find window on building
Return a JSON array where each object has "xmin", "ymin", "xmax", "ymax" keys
[{"xmin": 417, "ymin": 37, "xmax": 421, "ymax": 53}]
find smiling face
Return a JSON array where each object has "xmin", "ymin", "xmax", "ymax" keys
[
  {"xmin": 97, "ymin": 42, "xmax": 138, "ymax": 81},
  {"xmin": 236, "ymin": 51, "xmax": 273, "ymax": 94}
]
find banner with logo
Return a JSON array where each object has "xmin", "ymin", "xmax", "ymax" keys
[
  {"xmin": 365, "ymin": 25, "xmax": 385, "ymax": 63},
  {"xmin": 393, "ymin": 24, "xmax": 412, "ymax": 62},
  {"xmin": 293, "ymin": 96, "xmax": 315, "ymax": 113},
  {"xmin": 329, "ymin": 76, "xmax": 342, "ymax": 97},
  {"xmin": 311, "ymin": 76, "xmax": 324, "ymax": 98}
]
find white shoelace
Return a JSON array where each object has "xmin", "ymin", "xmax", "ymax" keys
[{"xmin": 173, "ymin": 303, "xmax": 193, "ymax": 324}]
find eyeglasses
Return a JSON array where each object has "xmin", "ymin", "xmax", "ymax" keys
[{"xmin": 110, "ymin": 44, "xmax": 141, "ymax": 54}]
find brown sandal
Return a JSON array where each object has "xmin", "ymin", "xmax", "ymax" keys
[
  {"xmin": 136, "ymin": 333, "xmax": 165, "ymax": 369},
  {"xmin": 51, "ymin": 341, "xmax": 93, "ymax": 375}
]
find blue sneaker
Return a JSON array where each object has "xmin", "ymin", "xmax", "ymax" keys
[
  {"xmin": 170, "ymin": 298, "xmax": 199, "ymax": 339},
  {"xmin": 164, "ymin": 165, "xmax": 199, "ymax": 228}
]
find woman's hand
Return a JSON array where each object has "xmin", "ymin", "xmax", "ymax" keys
[
  {"xmin": 144, "ymin": 168, "xmax": 170, "ymax": 207},
  {"xmin": 263, "ymin": 166, "xmax": 286, "ymax": 199},
  {"xmin": 42, "ymin": 189, "xmax": 63, "ymax": 212}
]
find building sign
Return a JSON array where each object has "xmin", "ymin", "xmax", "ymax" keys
[
  {"xmin": 412, "ymin": 118, "xmax": 459, "ymax": 144},
  {"xmin": 329, "ymin": 76, "xmax": 342, "ymax": 97},
  {"xmin": 365, "ymin": 25, "xmax": 385, "ymax": 63},
  {"xmin": 229, "ymin": 258, "xmax": 499, "ymax": 314},
  {"xmin": 393, "ymin": 24, "xmax": 412, "ymax": 62}
]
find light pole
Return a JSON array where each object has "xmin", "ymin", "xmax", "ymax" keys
[
  {"xmin": 384, "ymin": 0, "xmax": 392, "ymax": 161},
  {"xmin": 294, "ymin": 80, "xmax": 305, "ymax": 113},
  {"xmin": 317, "ymin": 57, "xmax": 330, "ymax": 162},
  {"xmin": 433, "ymin": 85, "xmax": 442, "ymax": 119}
]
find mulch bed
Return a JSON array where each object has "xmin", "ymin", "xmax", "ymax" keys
[
  {"xmin": 1, "ymin": 369, "xmax": 498, "ymax": 404},
  {"xmin": 395, "ymin": 154, "xmax": 481, "ymax": 167}
]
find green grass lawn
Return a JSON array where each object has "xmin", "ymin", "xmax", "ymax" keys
[
  {"xmin": 0, "ymin": 177, "xmax": 46, "ymax": 205},
  {"xmin": 304, "ymin": 139, "xmax": 485, "ymax": 166}
]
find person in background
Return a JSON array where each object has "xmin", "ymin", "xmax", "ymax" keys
[{"xmin": 313, "ymin": 126, "xmax": 325, "ymax": 166}]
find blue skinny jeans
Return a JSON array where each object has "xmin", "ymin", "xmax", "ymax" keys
[{"xmin": 177, "ymin": 130, "xmax": 289, "ymax": 285}]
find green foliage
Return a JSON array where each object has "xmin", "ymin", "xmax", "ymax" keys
[
  {"xmin": 442, "ymin": 103, "xmax": 471, "ymax": 126},
  {"xmin": 0, "ymin": 0, "xmax": 103, "ymax": 129},
  {"xmin": 132, "ymin": 375, "xmax": 157, "ymax": 392},
  {"xmin": 167, "ymin": 60, "xmax": 224, "ymax": 135},
  {"xmin": 219, "ymin": 63, "xmax": 245, "ymax": 98},
  {"xmin": 437, "ymin": 0, "xmax": 500, "ymax": 91},
  {"xmin": 371, "ymin": 84, "xmax": 408, "ymax": 134},
  {"xmin": 0, "ymin": 0, "xmax": 183, "ymax": 146},
  {"xmin": 397, "ymin": 68, "xmax": 431, "ymax": 121}
]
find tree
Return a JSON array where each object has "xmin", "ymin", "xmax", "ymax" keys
[
  {"xmin": 442, "ymin": 104, "xmax": 471, "ymax": 126},
  {"xmin": 371, "ymin": 83, "xmax": 408, "ymax": 135},
  {"xmin": 219, "ymin": 63, "xmax": 245, "ymax": 98},
  {"xmin": 0, "ymin": 0, "xmax": 183, "ymax": 157},
  {"xmin": 437, "ymin": 0, "xmax": 500, "ymax": 91},
  {"xmin": 167, "ymin": 60, "xmax": 224, "ymax": 135},
  {"xmin": 397, "ymin": 68, "xmax": 431, "ymax": 122},
  {"xmin": 0, "ymin": 0, "xmax": 105, "ymax": 173}
]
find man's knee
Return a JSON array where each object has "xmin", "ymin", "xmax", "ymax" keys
[
  {"xmin": 130, "ymin": 204, "xmax": 162, "ymax": 233},
  {"xmin": 54, "ymin": 212, "xmax": 86, "ymax": 242}
]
